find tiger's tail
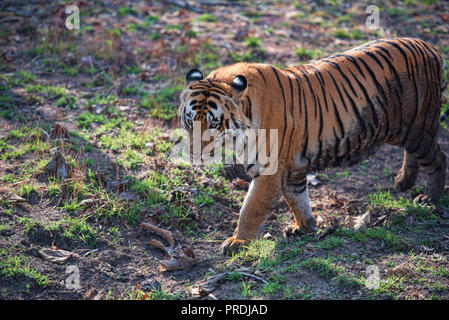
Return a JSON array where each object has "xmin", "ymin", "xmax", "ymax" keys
[{"xmin": 439, "ymin": 58, "xmax": 449, "ymax": 123}]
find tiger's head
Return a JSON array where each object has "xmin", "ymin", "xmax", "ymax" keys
[{"xmin": 179, "ymin": 64, "xmax": 254, "ymax": 162}]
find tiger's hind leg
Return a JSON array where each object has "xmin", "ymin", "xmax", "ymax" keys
[
  {"xmin": 282, "ymin": 176, "xmax": 317, "ymax": 237},
  {"xmin": 414, "ymin": 143, "xmax": 446, "ymax": 203},
  {"xmin": 395, "ymin": 150, "xmax": 419, "ymax": 192}
]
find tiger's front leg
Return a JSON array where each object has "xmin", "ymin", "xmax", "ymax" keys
[
  {"xmin": 282, "ymin": 176, "xmax": 317, "ymax": 237},
  {"xmin": 221, "ymin": 173, "xmax": 282, "ymax": 255}
]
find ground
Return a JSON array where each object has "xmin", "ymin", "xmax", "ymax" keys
[{"xmin": 1, "ymin": 0, "xmax": 449, "ymax": 300}]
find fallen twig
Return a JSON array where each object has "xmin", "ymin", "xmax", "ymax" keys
[
  {"xmin": 140, "ymin": 221, "xmax": 175, "ymax": 247},
  {"xmin": 193, "ymin": 270, "xmax": 268, "ymax": 297},
  {"xmin": 237, "ymin": 271, "xmax": 268, "ymax": 285}
]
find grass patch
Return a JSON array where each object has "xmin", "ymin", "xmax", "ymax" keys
[
  {"xmin": 141, "ymin": 84, "xmax": 183, "ymax": 120},
  {"xmin": 0, "ymin": 254, "xmax": 49, "ymax": 286},
  {"xmin": 195, "ymin": 13, "xmax": 217, "ymax": 22}
]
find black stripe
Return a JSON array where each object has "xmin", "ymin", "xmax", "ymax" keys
[
  {"xmin": 288, "ymin": 180, "xmax": 306, "ymax": 187},
  {"xmin": 357, "ymin": 57, "xmax": 388, "ymax": 106},
  {"xmin": 315, "ymin": 139, "xmax": 323, "ymax": 169},
  {"xmin": 375, "ymin": 49, "xmax": 404, "ymax": 95},
  {"xmin": 396, "ymin": 41, "xmax": 419, "ymax": 146},
  {"xmin": 419, "ymin": 40, "xmax": 442, "ymax": 79},
  {"xmin": 341, "ymin": 54, "xmax": 366, "ymax": 80},
  {"xmin": 327, "ymin": 71, "xmax": 348, "ymax": 113},
  {"xmin": 286, "ymin": 75, "xmax": 295, "ymax": 161},
  {"xmin": 310, "ymin": 65, "xmax": 329, "ymax": 112},
  {"xmin": 347, "ymin": 67, "xmax": 378, "ymax": 127},
  {"xmin": 208, "ymin": 101, "xmax": 217, "ymax": 109},
  {"xmin": 309, "ymin": 65, "xmax": 326, "ymax": 86},
  {"xmin": 375, "ymin": 95, "xmax": 389, "ymax": 138},
  {"xmin": 365, "ymin": 51, "xmax": 385, "ymax": 71},
  {"xmin": 251, "ymin": 66, "xmax": 267, "ymax": 85},
  {"xmin": 289, "ymin": 185, "xmax": 306, "ymax": 194},
  {"xmin": 246, "ymin": 96, "xmax": 252, "ymax": 121},
  {"xmin": 344, "ymin": 136, "xmax": 351, "ymax": 161},
  {"xmin": 208, "ymin": 88, "xmax": 227, "ymax": 96},
  {"xmin": 285, "ymin": 70, "xmax": 303, "ymax": 115},
  {"xmin": 333, "ymin": 128, "xmax": 341, "ymax": 165},
  {"xmin": 298, "ymin": 68, "xmax": 318, "ymax": 119},
  {"xmin": 330, "ymin": 95, "xmax": 345, "ymax": 138},
  {"xmin": 341, "ymin": 84, "xmax": 367, "ymax": 138},
  {"xmin": 413, "ymin": 40, "xmax": 439, "ymax": 109},
  {"xmin": 409, "ymin": 40, "xmax": 429, "ymax": 83},
  {"xmin": 322, "ymin": 59, "xmax": 358, "ymax": 98},
  {"xmin": 270, "ymin": 66, "xmax": 288, "ymax": 156},
  {"xmin": 386, "ymin": 40, "xmax": 412, "ymax": 80},
  {"xmin": 301, "ymin": 132, "xmax": 308, "ymax": 158},
  {"xmin": 399, "ymin": 39, "xmax": 421, "ymax": 78},
  {"xmin": 374, "ymin": 45, "xmax": 393, "ymax": 61}
]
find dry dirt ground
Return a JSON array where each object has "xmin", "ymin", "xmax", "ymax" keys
[{"xmin": 1, "ymin": 0, "xmax": 449, "ymax": 300}]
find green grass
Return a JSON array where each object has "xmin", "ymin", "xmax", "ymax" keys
[
  {"xmin": 295, "ymin": 46, "xmax": 321, "ymax": 60},
  {"xmin": 1, "ymin": 138, "xmax": 50, "ymax": 161},
  {"xmin": 76, "ymin": 111, "xmax": 107, "ymax": 129},
  {"xmin": 25, "ymin": 84, "xmax": 77, "ymax": 108},
  {"xmin": 318, "ymin": 236, "xmax": 345, "ymax": 250},
  {"xmin": 18, "ymin": 183, "xmax": 37, "ymax": 197},
  {"xmin": 244, "ymin": 36, "xmax": 262, "ymax": 48},
  {"xmin": 368, "ymin": 189, "xmax": 410, "ymax": 210},
  {"xmin": 334, "ymin": 29, "xmax": 365, "ymax": 40},
  {"xmin": 300, "ymin": 256, "xmax": 343, "ymax": 279},
  {"xmin": 227, "ymin": 239, "xmax": 277, "ymax": 268},
  {"xmin": 141, "ymin": 84, "xmax": 183, "ymax": 120},
  {"xmin": 337, "ymin": 226, "xmax": 406, "ymax": 250},
  {"xmin": 195, "ymin": 13, "xmax": 218, "ymax": 22},
  {"xmin": 117, "ymin": 7, "xmax": 138, "ymax": 17},
  {"xmin": 0, "ymin": 254, "xmax": 49, "ymax": 286}
]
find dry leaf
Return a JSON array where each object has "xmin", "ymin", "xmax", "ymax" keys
[
  {"xmin": 40, "ymin": 248, "xmax": 77, "ymax": 263},
  {"xmin": 158, "ymin": 245, "xmax": 197, "ymax": 272},
  {"xmin": 142, "ymin": 221, "xmax": 197, "ymax": 272},
  {"xmin": 8, "ymin": 194, "xmax": 26, "ymax": 204},
  {"xmin": 43, "ymin": 151, "xmax": 71, "ymax": 181},
  {"xmin": 344, "ymin": 212, "xmax": 370, "ymax": 230}
]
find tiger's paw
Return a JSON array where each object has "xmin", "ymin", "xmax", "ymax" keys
[
  {"xmin": 221, "ymin": 237, "xmax": 246, "ymax": 256},
  {"xmin": 413, "ymin": 194, "xmax": 432, "ymax": 205},
  {"xmin": 283, "ymin": 224, "xmax": 304, "ymax": 237},
  {"xmin": 283, "ymin": 218, "xmax": 317, "ymax": 238}
]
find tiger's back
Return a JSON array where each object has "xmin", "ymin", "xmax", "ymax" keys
[{"xmin": 281, "ymin": 38, "xmax": 445, "ymax": 173}]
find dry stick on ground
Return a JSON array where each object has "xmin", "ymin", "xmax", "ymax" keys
[
  {"xmin": 236, "ymin": 271, "xmax": 268, "ymax": 285},
  {"xmin": 195, "ymin": 270, "xmax": 268, "ymax": 296},
  {"xmin": 140, "ymin": 221, "xmax": 175, "ymax": 247}
]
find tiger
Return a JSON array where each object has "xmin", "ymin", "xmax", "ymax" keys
[{"xmin": 178, "ymin": 37, "xmax": 448, "ymax": 255}]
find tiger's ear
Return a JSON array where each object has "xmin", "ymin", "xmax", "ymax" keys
[
  {"xmin": 186, "ymin": 68, "xmax": 203, "ymax": 84},
  {"xmin": 230, "ymin": 75, "xmax": 247, "ymax": 93}
]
